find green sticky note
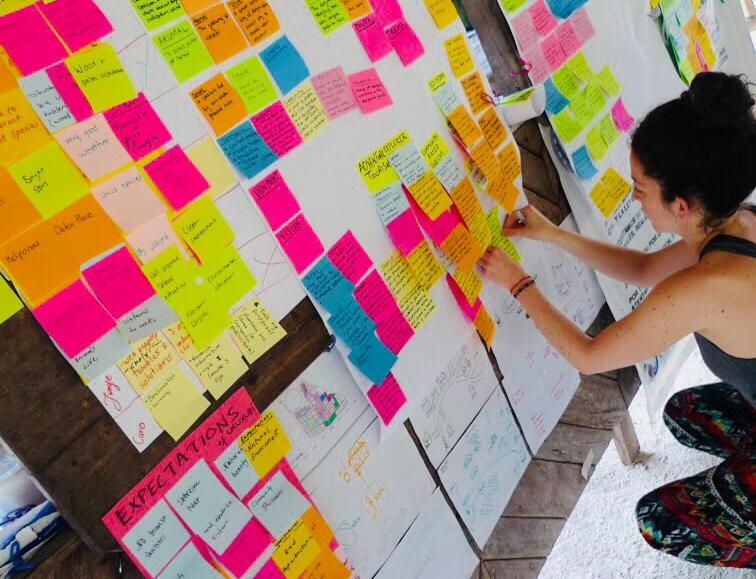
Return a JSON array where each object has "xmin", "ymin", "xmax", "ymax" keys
[
  {"xmin": 585, "ymin": 79, "xmax": 607, "ymax": 115},
  {"xmin": 552, "ymin": 109, "xmax": 581, "ymax": 142},
  {"xmin": 227, "ymin": 56, "xmax": 278, "ymax": 114},
  {"xmin": 585, "ymin": 125, "xmax": 609, "ymax": 161},
  {"xmin": 498, "ymin": 0, "xmax": 527, "ymax": 12},
  {"xmin": 552, "ymin": 66, "xmax": 580, "ymax": 101},
  {"xmin": 677, "ymin": 58, "xmax": 695, "ymax": 85},
  {"xmin": 129, "ymin": 0, "xmax": 185, "ymax": 31},
  {"xmin": 141, "ymin": 246, "xmax": 201, "ymax": 312},
  {"xmin": 305, "ymin": 0, "xmax": 349, "ymax": 35},
  {"xmin": 599, "ymin": 113, "xmax": 619, "ymax": 146},
  {"xmin": 202, "ymin": 245, "xmax": 257, "ymax": 311},
  {"xmin": 597, "ymin": 65, "xmax": 621, "ymax": 97},
  {"xmin": 567, "ymin": 52, "xmax": 594, "ymax": 82},
  {"xmin": 0, "ymin": 279, "xmax": 22, "ymax": 324},
  {"xmin": 8, "ymin": 142, "xmax": 88, "ymax": 218},
  {"xmin": 500, "ymin": 87, "xmax": 537, "ymax": 105},
  {"xmin": 154, "ymin": 21, "xmax": 214, "ymax": 83},
  {"xmin": 569, "ymin": 92, "xmax": 594, "ymax": 129},
  {"xmin": 65, "ymin": 44, "xmax": 137, "ymax": 113},
  {"xmin": 485, "ymin": 208, "xmax": 521, "ymax": 263},
  {"xmin": 173, "ymin": 195, "xmax": 235, "ymax": 263},
  {"xmin": 180, "ymin": 293, "xmax": 231, "ymax": 350}
]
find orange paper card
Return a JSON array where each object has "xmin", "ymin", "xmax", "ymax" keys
[
  {"xmin": 0, "ymin": 168, "xmax": 41, "ymax": 246},
  {"xmin": 192, "ymin": 4, "xmax": 248, "ymax": 64},
  {"xmin": 190, "ymin": 73, "xmax": 247, "ymax": 136},
  {"xmin": 0, "ymin": 88, "xmax": 50, "ymax": 167},
  {"xmin": 447, "ymin": 104, "xmax": 482, "ymax": 149}
]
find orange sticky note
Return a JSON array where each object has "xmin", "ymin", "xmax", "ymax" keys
[
  {"xmin": 228, "ymin": 0, "xmax": 280, "ymax": 47},
  {"xmin": 452, "ymin": 267, "xmax": 482, "ymax": 306},
  {"xmin": 478, "ymin": 106, "xmax": 508, "ymax": 150},
  {"xmin": 498, "ymin": 142, "xmax": 521, "ymax": 182},
  {"xmin": 0, "ymin": 167, "xmax": 41, "ymax": 245},
  {"xmin": 0, "ymin": 57, "xmax": 17, "ymax": 93},
  {"xmin": 486, "ymin": 173, "xmax": 520, "ymax": 213},
  {"xmin": 407, "ymin": 171, "xmax": 452, "ymax": 220},
  {"xmin": 443, "ymin": 34, "xmax": 474, "ymax": 78},
  {"xmin": 300, "ymin": 507, "xmax": 334, "ymax": 549},
  {"xmin": 439, "ymin": 223, "xmax": 482, "ymax": 273},
  {"xmin": 339, "ymin": 0, "xmax": 370, "ymax": 20},
  {"xmin": 190, "ymin": 73, "xmax": 247, "ymax": 136},
  {"xmin": 469, "ymin": 139, "xmax": 499, "ymax": 181},
  {"xmin": 180, "ymin": 0, "xmax": 216, "ymax": 14},
  {"xmin": 0, "ymin": 88, "xmax": 50, "ymax": 167},
  {"xmin": 448, "ymin": 177, "xmax": 483, "ymax": 224},
  {"xmin": 460, "ymin": 71, "xmax": 487, "ymax": 115},
  {"xmin": 447, "ymin": 104, "xmax": 482, "ymax": 148},
  {"xmin": 301, "ymin": 547, "xmax": 350, "ymax": 579},
  {"xmin": 192, "ymin": 4, "xmax": 248, "ymax": 64},
  {"xmin": 474, "ymin": 304, "xmax": 494, "ymax": 349}
]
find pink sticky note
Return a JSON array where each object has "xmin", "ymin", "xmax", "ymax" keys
[
  {"xmin": 570, "ymin": 7, "xmax": 595, "ymax": 43},
  {"xmin": 354, "ymin": 270, "xmax": 396, "ymax": 324},
  {"xmin": 369, "ymin": 0, "xmax": 403, "ymax": 25},
  {"xmin": 511, "ymin": 10, "xmax": 539, "ymax": 50},
  {"xmin": 386, "ymin": 209, "xmax": 424, "ymax": 255},
  {"xmin": 33, "ymin": 280, "xmax": 116, "ymax": 358},
  {"xmin": 276, "ymin": 213, "xmax": 324, "ymax": 274},
  {"xmin": 348, "ymin": 68, "xmax": 392, "ymax": 114},
  {"xmin": 103, "ymin": 93, "xmax": 172, "ymax": 161},
  {"xmin": 353, "ymin": 15, "xmax": 393, "ymax": 63},
  {"xmin": 0, "ymin": 5, "xmax": 67, "ymax": 75},
  {"xmin": 446, "ymin": 273, "xmax": 482, "ymax": 321},
  {"xmin": 410, "ymin": 192, "xmax": 459, "ymax": 244},
  {"xmin": 55, "ymin": 114, "xmax": 132, "ymax": 181},
  {"xmin": 255, "ymin": 559, "xmax": 285, "ymax": 579},
  {"xmin": 521, "ymin": 44, "xmax": 551, "ymax": 84},
  {"xmin": 82, "ymin": 247, "xmax": 156, "ymax": 319},
  {"xmin": 384, "ymin": 19, "xmax": 424, "ymax": 67},
  {"xmin": 310, "ymin": 66, "xmax": 358, "ymax": 120},
  {"xmin": 611, "ymin": 98, "xmax": 635, "ymax": 132},
  {"xmin": 540, "ymin": 34, "xmax": 567, "ymax": 71},
  {"xmin": 47, "ymin": 62, "xmax": 93, "ymax": 122},
  {"xmin": 126, "ymin": 213, "xmax": 187, "ymax": 263},
  {"xmin": 251, "ymin": 101, "xmax": 303, "ymax": 158},
  {"xmin": 215, "ymin": 519, "xmax": 272, "ymax": 578},
  {"xmin": 528, "ymin": 0, "xmax": 557, "ymax": 37},
  {"xmin": 39, "ymin": 0, "xmax": 112, "ymax": 54},
  {"xmin": 376, "ymin": 309, "xmax": 413, "ymax": 354},
  {"xmin": 367, "ymin": 373, "xmax": 406, "ymax": 425},
  {"xmin": 91, "ymin": 166, "xmax": 166, "ymax": 233},
  {"xmin": 143, "ymin": 146, "xmax": 210, "ymax": 211},
  {"xmin": 327, "ymin": 231, "xmax": 372, "ymax": 284},
  {"xmin": 248, "ymin": 170, "xmax": 300, "ymax": 232},
  {"xmin": 555, "ymin": 21, "xmax": 581, "ymax": 57}
]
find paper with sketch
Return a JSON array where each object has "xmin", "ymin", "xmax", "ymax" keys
[
  {"xmin": 410, "ymin": 331, "xmax": 500, "ymax": 467},
  {"xmin": 374, "ymin": 488, "xmax": 478, "ymax": 579},
  {"xmin": 303, "ymin": 411, "xmax": 434, "ymax": 578},
  {"xmin": 271, "ymin": 349, "xmax": 370, "ymax": 480},
  {"xmin": 438, "ymin": 387, "xmax": 530, "ymax": 549}
]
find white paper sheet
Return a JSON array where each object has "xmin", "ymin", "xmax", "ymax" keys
[{"xmin": 438, "ymin": 387, "xmax": 530, "ymax": 549}]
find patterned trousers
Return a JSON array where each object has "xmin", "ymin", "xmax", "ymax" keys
[{"xmin": 636, "ymin": 383, "xmax": 756, "ymax": 568}]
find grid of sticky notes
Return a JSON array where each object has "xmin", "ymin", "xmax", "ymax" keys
[{"xmin": 102, "ymin": 389, "xmax": 351, "ymax": 579}]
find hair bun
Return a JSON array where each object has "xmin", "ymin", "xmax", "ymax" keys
[{"xmin": 681, "ymin": 72, "xmax": 755, "ymax": 129}]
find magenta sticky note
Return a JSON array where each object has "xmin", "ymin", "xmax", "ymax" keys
[
  {"xmin": 369, "ymin": 0, "xmax": 403, "ymax": 25},
  {"xmin": 310, "ymin": 66, "xmax": 358, "ymax": 120},
  {"xmin": 522, "ymin": 44, "xmax": 551, "ymax": 84},
  {"xmin": 254, "ymin": 559, "xmax": 285, "ymax": 579},
  {"xmin": 249, "ymin": 170, "xmax": 300, "ymax": 232},
  {"xmin": 384, "ymin": 18, "xmax": 424, "ymax": 67},
  {"xmin": 47, "ymin": 62, "xmax": 94, "ymax": 122},
  {"xmin": 528, "ymin": 0, "xmax": 557, "ymax": 37},
  {"xmin": 511, "ymin": 10, "xmax": 539, "ymax": 50},
  {"xmin": 611, "ymin": 98, "xmax": 634, "ymax": 132},
  {"xmin": 348, "ymin": 68, "xmax": 392, "ymax": 114},
  {"xmin": 215, "ymin": 519, "xmax": 273, "ymax": 578},
  {"xmin": 376, "ymin": 309, "xmax": 413, "ymax": 354},
  {"xmin": 327, "ymin": 231, "xmax": 372, "ymax": 284},
  {"xmin": 555, "ymin": 21, "xmax": 581, "ymax": 57},
  {"xmin": 82, "ymin": 247, "xmax": 156, "ymax": 319},
  {"xmin": 446, "ymin": 273, "xmax": 482, "ymax": 321},
  {"xmin": 409, "ymin": 192, "xmax": 459, "ymax": 244},
  {"xmin": 0, "ymin": 5, "xmax": 67, "ymax": 75},
  {"xmin": 367, "ymin": 373, "xmax": 406, "ymax": 425},
  {"xmin": 353, "ymin": 15, "xmax": 393, "ymax": 63},
  {"xmin": 143, "ymin": 146, "xmax": 210, "ymax": 211},
  {"xmin": 540, "ymin": 33, "xmax": 567, "ymax": 71},
  {"xmin": 386, "ymin": 209, "xmax": 424, "ymax": 255},
  {"xmin": 33, "ymin": 280, "xmax": 116, "ymax": 358},
  {"xmin": 354, "ymin": 270, "xmax": 396, "ymax": 324},
  {"xmin": 39, "ymin": 0, "xmax": 113, "ymax": 54},
  {"xmin": 570, "ymin": 7, "xmax": 595, "ymax": 43},
  {"xmin": 104, "ymin": 93, "xmax": 172, "ymax": 161},
  {"xmin": 251, "ymin": 101, "xmax": 303, "ymax": 158},
  {"xmin": 276, "ymin": 213, "xmax": 324, "ymax": 274}
]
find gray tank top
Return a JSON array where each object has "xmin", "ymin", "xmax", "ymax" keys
[{"xmin": 694, "ymin": 225, "xmax": 756, "ymax": 407}]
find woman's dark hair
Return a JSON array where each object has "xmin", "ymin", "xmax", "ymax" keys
[{"xmin": 631, "ymin": 72, "xmax": 756, "ymax": 228}]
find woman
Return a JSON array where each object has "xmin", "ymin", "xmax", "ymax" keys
[{"xmin": 478, "ymin": 71, "xmax": 755, "ymax": 568}]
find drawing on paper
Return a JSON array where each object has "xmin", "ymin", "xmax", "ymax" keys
[{"xmin": 280, "ymin": 379, "xmax": 347, "ymax": 437}]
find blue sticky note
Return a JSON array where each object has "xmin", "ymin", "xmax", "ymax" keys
[
  {"xmin": 302, "ymin": 256, "xmax": 355, "ymax": 313},
  {"xmin": 260, "ymin": 36, "xmax": 309, "ymax": 95},
  {"xmin": 544, "ymin": 78, "xmax": 569, "ymax": 114},
  {"xmin": 217, "ymin": 122, "xmax": 277, "ymax": 179},
  {"xmin": 348, "ymin": 335, "xmax": 397, "ymax": 385},
  {"xmin": 328, "ymin": 298, "xmax": 376, "ymax": 350},
  {"xmin": 571, "ymin": 146, "xmax": 598, "ymax": 180},
  {"xmin": 545, "ymin": 0, "xmax": 588, "ymax": 19}
]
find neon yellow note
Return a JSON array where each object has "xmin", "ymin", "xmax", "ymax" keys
[
  {"xmin": 380, "ymin": 250, "xmax": 419, "ymax": 302},
  {"xmin": 65, "ymin": 44, "xmax": 137, "ymax": 113},
  {"xmin": 142, "ymin": 367, "xmax": 209, "ymax": 440},
  {"xmin": 201, "ymin": 245, "xmax": 257, "ymax": 311},
  {"xmin": 599, "ymin": 113, "xmax": 619, "ymax": 146},
  {"xmin": 426, "ymin": 71, "xmax": 449, "ymax": 93},
  {"xmin": 228, "ymin": 298, "xmax": 286, "ymax": 364},
  {"xmin": 569, "ymin": 92, "xmax": 593, "ymax": 129},
  {"xmin": 356, "ymin": 130, "xmax": 411, "ymax": 193},
  {"xmin": 596, "ymin": 65, "xmax": 621, "ymax": 97},
  {"xmin": 420, "ymin": 131, "xmax": 450, "ymax": 169},
  {"xmin": 172, "ymin": 195, "xmax": 234, "ymax": 262},
  {"xmin": 180, "ymin": 293, "xmax": 231, "ymax": 350},
  {"xmin": 584, "ymin": 80, "xmax": 607, "ymax": 115},
  {"xmin": 186, "ymin": 333, "xmax": 247, "ymax": 399},
  {"xmin": 397, "ymin": 288, "xmax": 436, "ymax": 330},
  {"xmin": 452, "ymin": 267, "xmax": 482, "ymax": 306},
  {"xmin": 141, "ymin": 245, "xmax": 201, "ymax": 312},
  {"xmin": 272, "ymin": 519, "xmax": 321, "ymax": 579},
  {"xmin": 552, "ymin": 66, "xmax": 580, "ymax": 100},
  {"xmin": 239, "ymin": 410, "xmax": 292, "ymax": 478},
  {"xmin": 0, "ymin": 279, "xmax": 22, "ymax": 324},
  {"xmin": 186, "ymin": 138, "xmax": 237, "ymax": 200},
  {"xmin": 567, "ymin": 52, "xmax": 593, "ymax": 82},
  {"xmin": 551, "ymin": 109, "xmax": 581, "ymax": 142},
  {"xmin": 485, "ymin": 207, "xmax": 521, "ymax": 262},
  {"xmin": 585, "ymin": 125, "xmax": 609, "ymax": 161}
]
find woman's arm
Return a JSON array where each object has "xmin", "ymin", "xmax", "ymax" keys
[{"xmin": 503, "ymin": 207, "xmax": 698, "ymax": 287}]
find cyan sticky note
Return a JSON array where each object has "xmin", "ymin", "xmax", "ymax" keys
[
  {"xmin": 302, "ymin": 256, "xmax": 355, "ymax": 313},
  {"xmin": 571, "ymin": 146, "xmax": 598, "ymax": 180},
  {"xmin": 545, "ymin": 0, "xmax": 588, "ymax": 19},
  {"xmin": 544, "ymin": 78, "xmax": 569, "ymax": 114},
  {"xmin": 260, "ymin": 36, "xmax": 309, "ymax": 95},
  {"xmin": 217, "ymin": 122, "xmax": 277, "ymax": 179},
  {"xmin": 348, "ymin": 334, "xmax": 398, "ymax": 385},
  {"xmin": 328, "ymin": 297, "xmax": 376, "ymax": 350}
]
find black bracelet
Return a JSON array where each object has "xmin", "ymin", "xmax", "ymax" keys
[{"xmin": 512, "ymin": 278, "xmax": 536, "ymax": 299}]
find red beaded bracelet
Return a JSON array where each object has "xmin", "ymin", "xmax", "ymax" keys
[{"xmin": 509, "ymin": 275, "xmax": 531, "ymax": 295}]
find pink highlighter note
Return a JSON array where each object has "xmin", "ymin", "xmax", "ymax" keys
[
  {"xmin": 384, "ymin": 19, "xmax": 424, "ymax": 67},
  {"xmin": 540, "ymin": 33, "xmax": 567, "ymax": 71},
  {"xmin": 33, "ymin": 279, "xmax": 116, "ymax": 358},
  {"xmin": 354, "ymin": 270, "xmax": 397, "ymax": 324},
  {"xmin": 251, "ymin": 101, "xmax": 303, "ymax": 158},
  {"xmin": 0, "ymin": 5, "xmax": 67, "ymax": 75},
  {"xmin": 555, "ymin": 21, "xmax": 581, "ymax": 57},
  {"xmin": 326, "ymin": 231, "xmax": 372, "ymax": 284},
  {"xmin": 248, "ymin": 170, "xmax": 300, "ymax": 232},
  {"xmin": 47, "ymin": 62, "xmax": 94, "ymax": 122},
  {"xmin": 510, "ymin": 10, "xmax": 539, "ymax": 50},
  {"xmin": 446, "ymin": 273, "xmax": 482, "ymax": 321},
  {"xmin": 349, "ymin": 68, "xmax": 393, "ymax": 114},
  {"xmin": 353, "ymin": 15, "xmax": 393, "ymax": 63},
  {"xmin": 39, "ymin": 0, "xmax": 112, "ymax": 54},
  {"xmin": 528, "ymin": 0, "xmax": 557, "ymax": 37},
  {"xmin": 375, "ymin": 309, "xmax": 413, "ymax": 354},
  {"xmin": 82, "ymin": 246, "xmax": 156, "ymax": 319},
  {"xmin": 367, "ymin": 373, "xmax": 406, "ymax": 426},
  {"xmin": 276, "ymin": 213, "xmax": 324, "ymax": 274},
  {"xmin": 570, "ymin": 7, "xmax": 595, "ymax": 43},
  {"xmin": 521, "ymin": 44, "xmax": 551, "ymax": 84},
  {"xmin": 104, "ymin": 93, "xmax": 172, "ymax": 161},
  {"xmin": 611, "ymin": 98, "xmax": 635, "ymax": 132},
  {"xmin": 369, "ymin": 0, "xmax": 403, "ymax": 25},
  {"xmin": 215, "ymin": 519, "xmax": 272, "ymax": 578},
  {"xmin": 310, "ymin": 66, "xmax": 358, "ymax": 120},
  {"xmin": 386, "ymin": 209, "xmax": 424, "ymax": 256},
  {"xmin": 143, "ymin": 146, "xmax": 210, "ymax": 211},
  {"xmin": 254, "ymin": 559, "xmax": 285, "ymax": 579}
]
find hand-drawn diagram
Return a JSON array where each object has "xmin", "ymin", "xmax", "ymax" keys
[
  {"xmin": 410, "ymin": 332, "xmax": 500, "ymax": 467},
  {"xmin": 281, "ymin": 380, "xmax": 347, "ymax": 436},
  {"xmin": 438, "ymin": 388, "xmax": 530, "ymax": 549}
]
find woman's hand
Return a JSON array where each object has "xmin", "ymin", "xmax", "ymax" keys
[
  {"xmin": 502, "ymin": 205, "xmax": 558, "ymax": 242},
  {"xmin": 478, "ymin": 247, "xmax": 527, "ymax": 290}
]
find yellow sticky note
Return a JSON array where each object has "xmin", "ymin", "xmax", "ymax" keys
[
  {"xmin": 420, "ymin": 131, "xmax": 450, "ymax": 169},
  {"xmin": 172, "ymin": 195, "xmax": 235, "ymax": 262},
  {"xmin": 552, "ymin": 66, "xmax": 580, "ymax": 101},
  {"xmin": 180, "ymin": 292, "xmax": 231, "ymax": 350},
  {"xmin": 186, "ymin": 333, "xmax": 247, "ymax": 399},
  {"xmin": 460, "ymin": 71, "xmax": 487, "ymax": 115},
  {"xmin": 444, "ymin": 34, "xmax": 474, "ymax": 78},
  {"xmin": 567, "ymin": 52, "xmax": 594, "ymax": 82},
  {"xmin": 228, "ymin": 298, "xmax": 286, "ymax": 364},
  {"xmin": 397, "ymin": 287, "xmax": 436, "ymax": 330},
  {"xmin": 272, "ymin": 519, "xmax": 321, "ymax": 579},
  {"xmin": 239, "ymin": 410, "xmax": 292, "ymax": 477},
  {"xmin": 380, "ymin": 250, "xmax": 419, "ymax": 302},
  {"xmin": 596, "ymin": 65, "xmax": 621, "ymax": 97},
  {"xmin": 186, "ymin": 138, "xmax": 237, "ymax": 200},
  {"xmin": 283, "ymin": 81, "xmax": 329, "ymax": 141},
  {"xmin": 600, "ymin": 166, "xmax": 632, "ymax": 202},
  {"xmin": 584, "ymin": 80, "xmax": 606, "ymax": 115},
  {"xmin": 65, "ymin": 44, "xmax": 137, "ymax": 113},
  {"xmin": 439, "ymin": 223, "xmax": 483, "ymax": 273},
  {"xmin": 0, "ymin": 88, "xmax": 50, "ymax": 167},
  {"xmin": 357, "ymin": 130, "xmax": 411, "ymax": 193},
  {"xmin": 486, "ymin": 208, "xmax": 521, "ymax": 263},
  {"xmin": 551, "ymin": 109, "xmax": 581, "ymax": 142},
  {"xmin": 142, "ymin": 366, "xmax": 210, "ymax": 440},
  {"xmin": 202, "ymin": 245, "xmax": 257, "ymax": 311},
  {"xmin": 8, "ymin": 142, "xmax": 89, "ymax": 218},
  {"xmin": 426, "ymin": 71, "xmax": 449, "ymax": 93},
  {"xmin": 118, "ymin": 333, "xmax": 179, "ymax": 393},
  {"xmin": 406, "ymin": 172, "xmax": 452, "ymax": 220},
  {"xmin": 474, "ymin": 304, "xmax": 494, "ymax": 350},
  {"xmin": 585, "ymin": 125, "xmax": 608, "ymax": 161},
  {"xmin": 466, "ymin": 211, "xmax": 492, "ymax": 252},
  {"xmin": 452, "ymin": 267, "xmax": 482, "ymax": 306},
  {"xmin": 407, "ymin": 240, "xmax": 444, "ymax": 290},
  {"xmin": 599, "ymin": 113, "xmax": 619, "ymax": 146},
  {"xmin": 589, "ymin": 168, "xmax": 631, "ymax": 218},
  {"xmin": 164, "ymin": 320, "xmax": 199, "ymax": 358},
  {"xmin": 478, "ymin": 106, "xmax": 508, "ymax": 151},
  {"xmin": 0, "ymin": 278, "xmax": 22, "ymax": 324},
  {"xmin": 423, "ymin": 0, "xmax": 458, "ymax": 29},
  {"xmin": 569, "ymin": 92, "xmax": 593, "ymax": 129}
]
